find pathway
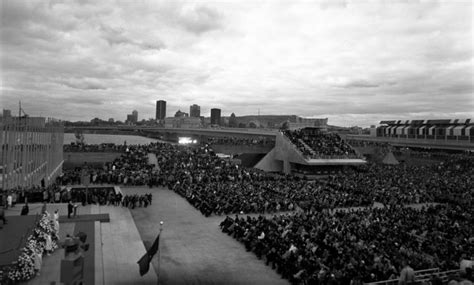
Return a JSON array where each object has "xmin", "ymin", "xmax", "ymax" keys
[
  {"xmin": 97, "ymin": 205, "xmax": 157, "ymax": 284},
  {"xmin": 123, "ymin": 186, "xmax": 289, "ymax": 285}
]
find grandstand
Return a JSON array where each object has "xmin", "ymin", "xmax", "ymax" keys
[{"xmin": 255, "ymin": 127, "xmax": 366, "ymax": 174}]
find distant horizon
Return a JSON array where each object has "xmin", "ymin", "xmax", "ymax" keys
[{"xmin": 3, "ymin": 105, "xmax": 472, "ymax": 129}]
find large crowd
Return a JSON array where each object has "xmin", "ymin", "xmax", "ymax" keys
[
  {"xmin": 283, "ymin": 130, "xmax": 359, "ymax": 159},
  {"xmin": 64, "ymin": 143, "xmax": 129, "ymax": 152},
  {"xmin": 60, "ymin": 145, "xmax": 155, "ymax": 186},
  {"xmin": 3, "ymin": 139, "xmax": 472, "ymax": 283},
  {"xmin": 207, "ymin": 136, "xmax": 275, "ymax": 146},
  {"xmin": 58, "ymin": 141, "xmax": 474, "ymax": 217},
  {"xmin": 220, "ymin": 204, "xmax": 473, "ymax": 284}
]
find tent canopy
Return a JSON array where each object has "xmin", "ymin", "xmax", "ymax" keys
[{"xmin": 382, "ymin": 152, "xmax": 399, "ymax": 165}]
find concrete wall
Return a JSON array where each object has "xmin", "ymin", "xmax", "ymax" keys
[{"xmin": 211, "ymin": 144, "xmax": 274, "ymax": 155}]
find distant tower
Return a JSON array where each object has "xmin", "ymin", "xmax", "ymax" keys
[
  {"xmin": 156, "ymin": 100, "xmax": 166, "ymax": 120},
  {"xmin": 210, "ymin": 108, "xmax": 221, "ymax": 125},
  {"xmin": 132, "ymin": 110, "xmax": 138, "ymax": 123},
  {"xmin": 190, "ymin": 104, "xmax": 201, "ymax": 118}
]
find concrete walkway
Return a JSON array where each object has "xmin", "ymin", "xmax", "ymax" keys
[
  {"xmin": 122, "ymin": 186, "xmax": 289, "ymax": 285},
  {"xmin": 97, "ymin": 205, "xmax": 157, "ymax": 285}
]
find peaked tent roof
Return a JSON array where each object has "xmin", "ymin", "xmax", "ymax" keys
[{"xmin": 382, "ymin": 152, "xmax": 399, "ymax": 165}]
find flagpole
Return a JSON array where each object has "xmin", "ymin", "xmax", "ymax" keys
[{"xmin": 158, "ymin": 221, "xmax": 163, "ymax": 285}]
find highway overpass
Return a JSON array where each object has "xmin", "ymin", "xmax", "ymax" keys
[
  {"xmin": 65, "ymin": 126, "xmax": 473, "ymax": 151},
  {"xmin": 65, "ymin": 126, "xmax": 278, "ymax": 140}
]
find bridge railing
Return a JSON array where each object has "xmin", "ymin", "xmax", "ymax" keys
[{"xmin": 363, "ymin": 268, "xmax": 461, "ymax": 285}]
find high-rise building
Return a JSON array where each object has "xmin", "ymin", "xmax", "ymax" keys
[
  {"xmin": 156, "ymin": 100, "xmax": 166, "ymax": 120},
  {"xmin": 210, "ymin": 108, "xmax": 221, "ymax": 125},
  {"xmin": 132, "ymin": 110, "xmax": 138, "ymax": 123},
  {"xmin": 190, "ymin": 104, "xmax": 200, "ymax": 118}
]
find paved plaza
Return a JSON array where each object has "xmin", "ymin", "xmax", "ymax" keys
[{"xmin": 123, "ymin": 186, "xmax": 289, "ymax": 285}]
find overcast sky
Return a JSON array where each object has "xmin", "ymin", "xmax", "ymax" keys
[{"xmin": 1, "ymin": 0, "xmax": 473, "ymax": 126}]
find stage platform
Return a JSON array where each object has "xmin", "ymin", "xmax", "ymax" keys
[{"xmin": 58, "ymin": 213, "xmax": 110, "ymax": 223}]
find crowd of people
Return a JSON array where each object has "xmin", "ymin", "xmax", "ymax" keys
[
  {"xmin": 3, "ymin": 139, "xmax": 472, "ymax": 283},
  {"xmin": 207, "ymin": 136, "xmax": 275, "ymax": 146},
  {"xmin": 6, "ymin": 142, "xmax": 473, "ymax": 219},
  {"xmin": 64, "ymin": 143, "xmax": 130, "ymax": 152},
  {"xmin": 69, "ymin": 186, "xmax": 152, "ymax": 209},
  {"xmin": 346, "ymin": 139, "xmax": 391, "ymax": 148},
  {"xmin": 1, "ymin": 183, "xmax": 65, "ymax": 206},
  {"xmin": 121, "ymin": 194, "xmax": 152, "ymax": 209},
  {"xmin": 70, "ymin": 187, "xmax": 121, "ymax": 206},
  {"xmin": 220, "ymin": 204, "xmax": 473, "ymax": 284},
  {"xmin": 60, "ymin": 145, "xmax": 155, "ymax": 186},
  {"xmin": 283, "ymin": 130, "xmax": 359, "ymax": 159},
  {"xmin": 150, "ymin": 141, "xmax": 472, "ymax": 215}
]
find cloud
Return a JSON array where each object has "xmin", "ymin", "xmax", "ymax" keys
[
  {"xmin": 178, "ymin": 5, "xmax": 222, "ymax": 34},
  {"xmin": 59, "ymin": 78, "xmax": 108, "ymax": 90},
  {"xmin": 341, "ymin": 80, "xmax": 379, "ymax": 88},
  {"xmin": 1, "ymin": 0, "xmax": 472, "ymax": 126},
  {"xmin": 100, "ymin": 24, "xmax": 166, "ymax": 50}
]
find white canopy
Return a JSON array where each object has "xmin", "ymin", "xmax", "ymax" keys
[
  {"xmin": 418, "ymin": 126, "xmax": 426, "ymax": 135},
  {"xmin": 453, "ymin": 126, "xmax": 465, "ymax": 136}
]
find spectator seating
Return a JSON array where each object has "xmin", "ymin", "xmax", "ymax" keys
[{"xmin": 284, "ymin": 130, "xmax": 359, "ymax": 159}]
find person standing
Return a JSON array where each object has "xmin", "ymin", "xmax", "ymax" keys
[
  {"xmin": 12, "ymin": 192, "xmax": 17, "ymax": 207},
  {"xmin": 7, "ymin": 193, "xmax": 12, "ymax": 209},
  {"xmin": 0, "ymin": 208, "xmax": 7, "ymax": 226},
  {"xmin": 45, "ymin": 234, "xmax": 53, "ymax": 255},
  {"xmin": 54, "ymin": 191, "xmax": 61, "ymax": 203},
  {"xmin": 68, "ymin": 201, "xmax": 74, "ymax": 219},
  {"xmin": 43, "ymin": 189, "xmax": 49, "ymax": 203},
  {"xmin": 34, "ymin": 248, "xmax": 42, "ymax": 276},
  {"xmin": 21, "ymin": 203, "xmax": 29, "ymax": 215},
  {"xmin": 53, "ymin": 209, "xmax": 60, "ymax": 234},
  {"xmin": 399, "ymin": 260, "xmax": 415, "ymax": 285}
]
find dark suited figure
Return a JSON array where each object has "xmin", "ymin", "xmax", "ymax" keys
[
  {"xmin": 0, "ymin": 208, "xmax": 7, "ymax": 226},
  {"xmin": 21, "ymin": 203, "xmax": 29, "ymax": 215},
  {"xmin": 68, "ymin": 201, "xmax": 74, "ymax": 218}
]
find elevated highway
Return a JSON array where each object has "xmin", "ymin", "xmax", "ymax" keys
[
  {"xmin": 346, "ymin": 135, "xmax": 474, "ymax": 151},
  {"xmin": 64, "ymin": 126, "xmax": 277, "ymax": 140}
]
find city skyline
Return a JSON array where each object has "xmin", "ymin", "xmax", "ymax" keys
[{"xmin": 1, "ymin": 0, "xmax": 473, "ymax": 127}]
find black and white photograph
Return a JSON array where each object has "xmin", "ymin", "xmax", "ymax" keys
[{"xmin": 0, "ymin": 0, "xmax": 473, "ymax": 284}]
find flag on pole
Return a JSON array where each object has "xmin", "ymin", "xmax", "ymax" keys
[{"xmin": 137, "ymin": 233, "xmax": 160, "ymax": 276}]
